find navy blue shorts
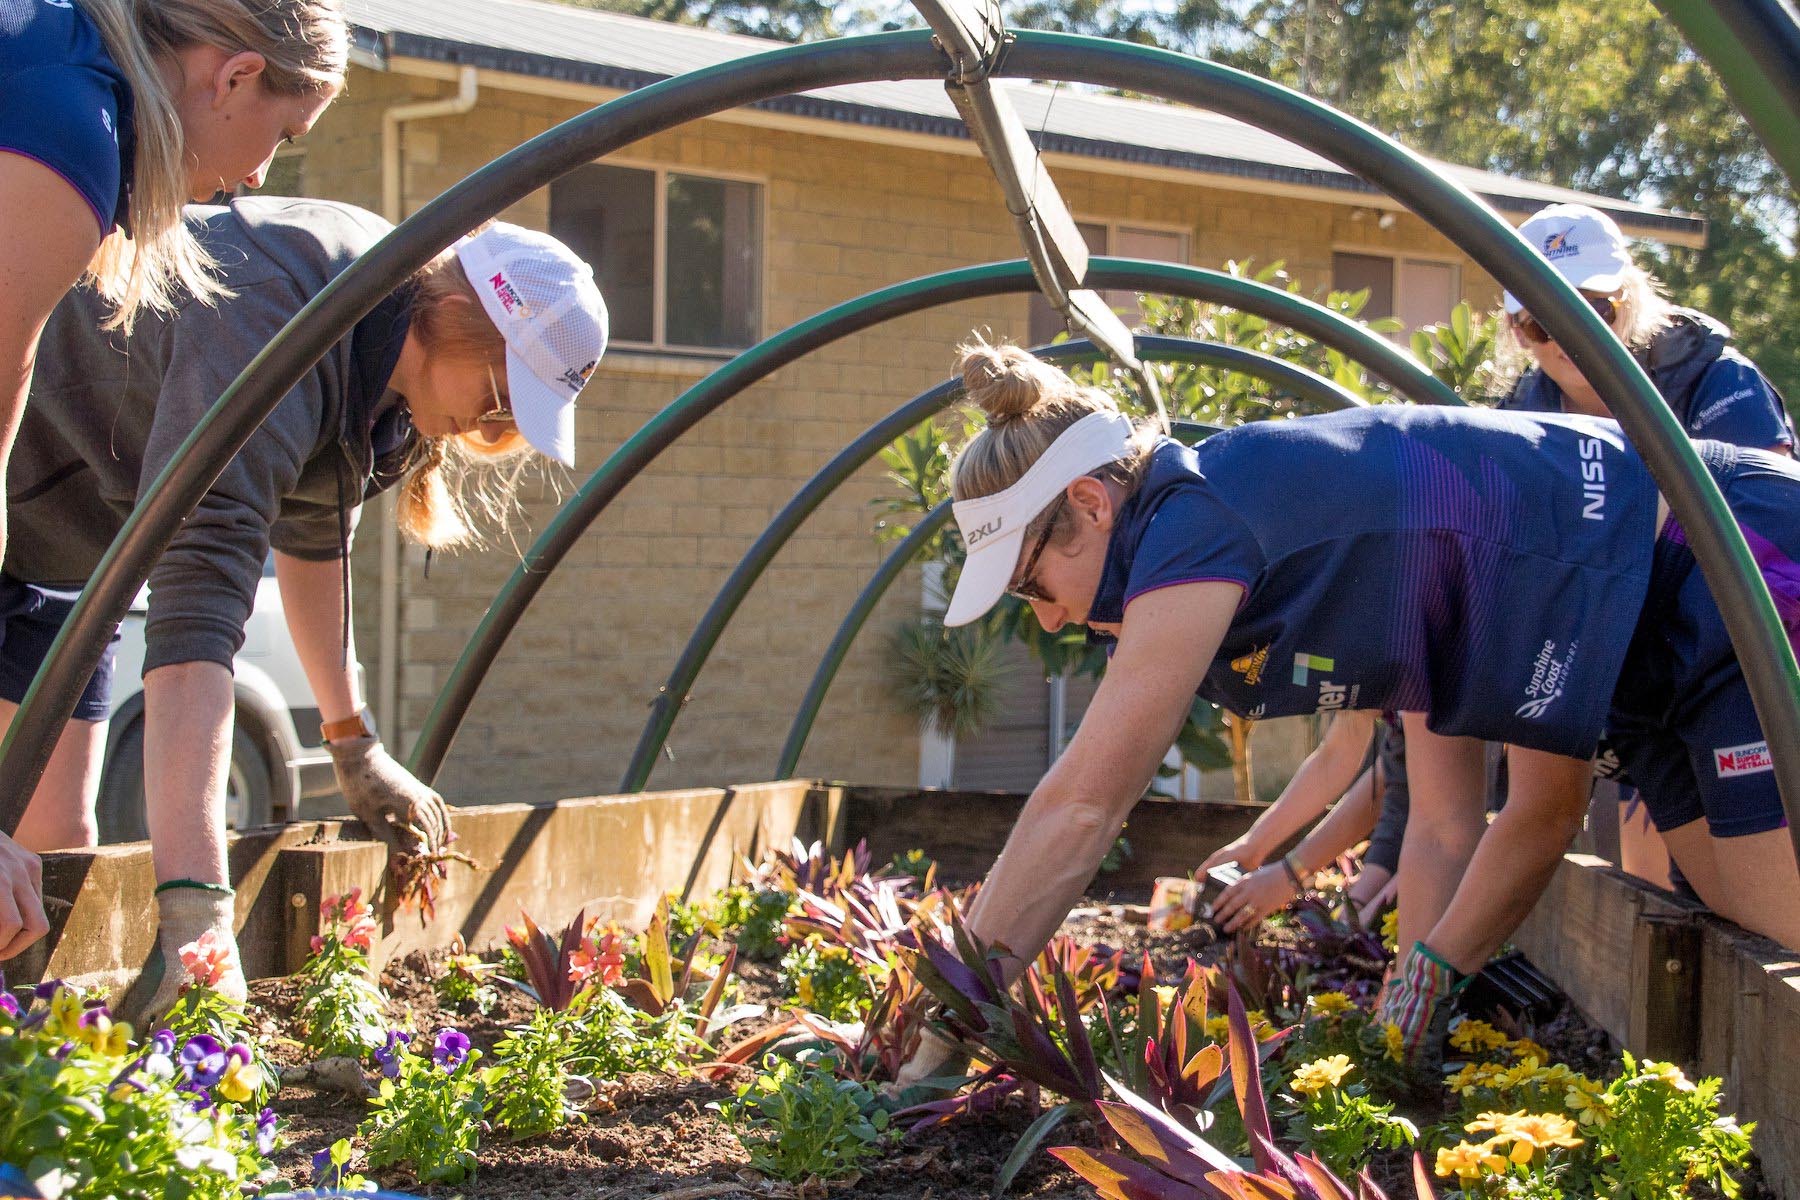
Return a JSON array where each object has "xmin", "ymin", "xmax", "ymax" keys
[
  {"xmin": 0, "ymin": 0, "xmax": 133, "ymax": 234},
  {"xmin": 0, "ymin": 577, "xmax": 117, "ymax": 722},
  {"xmin": 1607, "ymin": 449, "xmax": 1800, "ymax": 838}
]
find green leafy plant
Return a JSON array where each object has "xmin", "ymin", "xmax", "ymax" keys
[
  {"xmin": 1280, "ymin": 1053, "xmax": 1417, "ymax": 1179},
  {"xmin": 1587, "ymin": 1053, "xmax": 1754, "ymax": 1198},
  {"xmin": 483, "ymin": 1008, "xmax": 584, "ymax": 1139},
  {"xmin": 780, "ymin": 937, "xmax": 874, "ymax": 1022},
  {"xmin": 297, "ymin": 890, "xmax": 388, "ymax": 1060},
  {"xmin": 434, "ymin": 937, "xmax": 500, "ymax": 1015},
  {"xmin": 713, "ymin": 885, "xmax": 797, "ymax": 961},
  {"xmin": 889, "ymin": 849, "xmax": 936, "ymax": 887},
  {"xmin": 1410, "ymin": 302, "xmax": 1501, "ymax": 401},
  {"xmin": 886, "ymin": 616, "xmax": 1012, "ymax": 739},
  {"xmin": 564, "ymin": 985, "xmax": 704, "ymax": 1077},
  {"xmin": 360, "ymin": 1028, "xmax": 486, "ymax": 1185},
  {"xmin": 719, "ymin": 1054, "xmax": 893, "ymax": 1182}
]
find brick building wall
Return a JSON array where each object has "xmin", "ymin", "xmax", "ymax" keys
[{"xmin": 293, "ymin": 67, "xmax": 1501, "ymax": 806}]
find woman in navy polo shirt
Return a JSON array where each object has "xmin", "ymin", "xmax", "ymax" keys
[
  {"xmin": 924, "ymin": 339, "xmax": 1800, "ymax": 1071},
  {"xmin": 0, "ymin": 0, "xmax": 345, "ymax": 958}
]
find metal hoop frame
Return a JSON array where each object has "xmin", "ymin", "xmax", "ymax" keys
[{"xmin": 3, "ymin": 25, "xmax": 1796, "ymax": 859}]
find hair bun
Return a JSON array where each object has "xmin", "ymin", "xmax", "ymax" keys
[{"xmin": 959, "ymin": 342, "xmax": 1062, "ymax": 424}]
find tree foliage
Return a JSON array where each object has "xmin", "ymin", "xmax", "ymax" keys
[{"xmin": 555, "ymin": 0, "xmax": 1796, "ymax": 403}]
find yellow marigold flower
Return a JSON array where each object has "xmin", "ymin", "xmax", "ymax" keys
[
  {"xmin": 1434, "ymin": 1139, "xmax": 1506, "ymax": 1181},
  {"xmin": 1308, "ymin": 991, "xmax": 1353, "ymax": 1017},
  {"xmin": 1642, "ymin": 1060, "xmax": 1697, "ymax": 1093},
  {"xmin": 796, "ymin": 976, "xmax": 816, "ymax": 1009},
  {"xmin": 1449, "ymin": 1019, "xmax": 1511, "ymax": 1054},
  {"xmin": 1290, "ymin": 1054, "xmax": 1355, "ymax": 1097},
  {"xmin": 1379, "ymin": 909, "xmax": 1399, "ymax": 950},
  {"xmin": 1203, "ymin": 1015, "xmax": 1231, "ymax": 1044},
  {"xmin": 1383, "ymin": 1021, "xmax": 1404, "ymax": 1064},
  {"xmin": 1467, "ymin": 1110, "xmax": 1585, "ymax": 1153},
  {"xmin": 1565, "ymin": 1081, "xmax": 1612, "ymax": 1128},
  {"xmin": 1496, "ymin": 1059, "xmax": 1549, "ymax": 1092},
  {"xmin": 1508, "ymin": 1037, "xmax": 1551, "ymax": 1063}
]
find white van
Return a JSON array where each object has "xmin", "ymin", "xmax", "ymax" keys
[{"xmin": 97, "ymin": 559, "xmax": 339, "ymax": 842}]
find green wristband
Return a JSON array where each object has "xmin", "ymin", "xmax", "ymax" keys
[{"xmin": 154, "ymin": 879, "xmax": 235, "ymax": 897}]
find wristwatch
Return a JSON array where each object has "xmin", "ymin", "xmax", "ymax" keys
[{"xmin": 320, "ymin": 707, "xmax": 378, "ymax": 745}]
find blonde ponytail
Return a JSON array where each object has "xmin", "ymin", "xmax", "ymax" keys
[{"xmin": 72, "ymin": 0, "xmax": 347, "ymax": 331}]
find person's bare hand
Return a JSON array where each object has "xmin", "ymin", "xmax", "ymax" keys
[
  {"xmin": 1208, "ymin": 863, "xmax": 1297, "ymax": 934},
  {"xmin": 0, "ymin": 833, "xmax": 47, "ymax": 959},
  {"xmin": 1356, "ymin": 875, "xmax": 1399, "ymax": 929},
  {"xmin": 1200, "ymin": 833, "xmax": 1267, "ymax": 874}
]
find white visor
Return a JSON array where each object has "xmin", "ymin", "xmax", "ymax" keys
[{"xmin": 944, "ymin": 410, "xmax": 1138, "ymax": 627}]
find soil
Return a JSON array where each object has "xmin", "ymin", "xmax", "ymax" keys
[{"xmin": 245, "ymin": 895, "xmax": 1772, "ymax": 1200}]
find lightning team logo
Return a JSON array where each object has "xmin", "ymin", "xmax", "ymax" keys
[
  {"xmin": 1542, "ymin": 228, "xmax": 1579, "ymax": 260},
  {"xmin": 1231, "ymin": 646, "xmax": 1268, "ymax": 686}
]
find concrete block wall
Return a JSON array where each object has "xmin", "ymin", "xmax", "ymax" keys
[{"xmin": 292, "ymin": 68, "xmax": 1502, "ymax": 807}]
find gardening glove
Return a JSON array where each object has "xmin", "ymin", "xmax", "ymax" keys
[
  {"xmin": 328, "ymin": 735, "xmax": 451, "ymax": 858},
  {"xmin": 136, "ymin": 885, "xmax": 247, "ymax": 1025},
  {"xmin": 1376, "ymin": 940, "xmax": 1467, "ymax": 1082},
  {"xmin": 887, "ymin": 1023, "xmax": 968, "ymax": 1100}
]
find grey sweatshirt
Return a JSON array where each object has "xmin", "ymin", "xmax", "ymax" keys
[{"xmin": 8, "ymin": 196, "xmax": 417, "ymax": 673}]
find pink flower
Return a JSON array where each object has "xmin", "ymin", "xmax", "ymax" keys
[
  {"xmin": 178, "ymin": 931, "xmax": 234, "ymax": 989},
  {"xmin": 309, "ymin": 934, "xmax": 326, "ymax": 955},
  {"xmin": 568, "ymin": 929, "xmax": 626, "ymax": 988},
  {"xmin": 342, "ymin": 913, "xmax": 377, "ymax": 953}
]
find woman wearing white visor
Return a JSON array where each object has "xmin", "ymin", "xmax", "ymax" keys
[
  {"xmin": 900, "ymin": 337, "xmax": 1800, "ymax": 1078},
  {"xmin": 3, "ymin": 197, "xmax": 606, "ymax": 1010}
]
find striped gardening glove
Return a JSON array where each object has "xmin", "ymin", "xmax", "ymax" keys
[{"xmin": 1376, "ymin": 940, "xmax": 1468, "ymax": 1081}]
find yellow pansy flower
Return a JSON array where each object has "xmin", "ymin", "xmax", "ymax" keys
[
  {"xmin": 47, "ymin": 988, "xmax": 86, "ymax": 1039},
  {"xmin": 1290, "ymin": 1054, "xmax": 1355, "ymax": 1098},
  {"xmin": 74, "ymin": 1013, "xmax": 133, "ymax": 1058},
  {"xmin": 217, "ymin": 1057, "xmax": 265, "ymax": 1104}
]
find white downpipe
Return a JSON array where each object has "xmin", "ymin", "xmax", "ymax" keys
[{"xmin": 376, "ymin": 67, "xmax": 479, "ymax": 742}]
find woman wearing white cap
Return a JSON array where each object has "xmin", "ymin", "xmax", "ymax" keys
[
  {"xmin": 1500, "ymin": 202, "xmax": 1793, "ymax": 456},
  {"xmin": 898, "ymin": 338, "xmax": 1800, "ymax": 1081},
  {"xmin": 1, "ymin": 196, "xmax": 606, "ymax": 1009}
]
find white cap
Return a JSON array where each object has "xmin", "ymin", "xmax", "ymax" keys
[
  {"xmin": 943, "ymin": 410, "xmax": 1138, "ymax": 627},
  {"xmin": 455, "ymin": 223, "xmax": 609, "ymax": 466},
  {"xmin": 1503, "ymin": 203, "xmax": 1635, "ymax": 315}
]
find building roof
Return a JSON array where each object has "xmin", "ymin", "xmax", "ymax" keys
[{"xmin": 345, "ymin": 0, "xmax": 1704, "ymax": 242}]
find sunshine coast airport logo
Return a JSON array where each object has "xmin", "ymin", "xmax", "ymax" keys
[
  {"xmin": 1715, "ymin": 741, "xmax": 1774, "ymax": 778},
  {"xmin": 1517, "ymin": 638, "xmax": 1578, "ymax": 720},
  {"xmin": 1232, "ymin": 645, "xmax": 1269, "ymax": 686}
]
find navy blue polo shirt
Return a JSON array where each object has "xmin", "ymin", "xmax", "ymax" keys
[
  {"xmin": 1088, "ymin": 407, "xmax": 1660, "ymax": 759},
  {"xmin": 1, "ymin": 0, "xmax": 133, "ymax": 233}
]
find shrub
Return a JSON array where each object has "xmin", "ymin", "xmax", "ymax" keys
[
  {"xmin": 780, "ymin": 939, "xmax": 873, "ymax": 1022},
  {"xmin": 720, "ymin": 1054, "xmax": 892, "ymax": 1181},
  {"xmin": 297, "ymin": 890, "xmax": 388, "ymax": 1060},
  {"xmin": 483, "ymin": 1008, "xmax": 583, "ymax": 1139},
  {"xmin": 713, "ymin": 885, "xmax": 796, "ymax": 961},
  {"xmin": 360, "ymin": 1028, "xmax": 486, "ymax": 1185}
]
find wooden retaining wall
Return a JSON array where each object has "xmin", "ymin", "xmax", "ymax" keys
[{"xmin": 1514, "ymin": 853, "xmax": 1800, "ymax": 1200}]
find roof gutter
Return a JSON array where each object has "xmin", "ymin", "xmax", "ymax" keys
[{"xmin": 373, "ymin": 63, "xmax": 479, "ymax": 741}]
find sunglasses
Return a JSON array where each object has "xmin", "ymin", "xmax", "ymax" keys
[
  {"xmin": 1006, "ymin": 495, "xmax": 1066, "ymax": 604},
  {"xmin": 480, "ymin": 363, "xmax": 514, "ymax": 426},
  {"xmin": 1511, "ymin": 293, "xmax": 1619, "ymax": 346}
]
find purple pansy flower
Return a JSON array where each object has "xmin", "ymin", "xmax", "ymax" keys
[
  {"xmin": 0, "ymin": 993, "xmax": 18, "ymax": 1018},
  {"xmin": 256, "ymin": 1107, "xmax": 279, "ymax": 1156},
  {"xmin": 178, "ymin": 1034, "xmax": 228, "ymax": 1088},
  {"xmin": 432, "ymin": 1028, "xmax": 470, "ymax": 1069},
  {"xmin": 372, "ymin": 1030, "xmax": 410, "ymax": 1080}
]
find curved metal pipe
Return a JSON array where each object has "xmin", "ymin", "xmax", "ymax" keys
[
  {"xmin": 621, "ymin": 336, "xmax": 1363, "ymax": 792},
  {"xmin": 410, "ymin": 259, "xmax": 1447, "ymax": 783},
  {"xmin": 776, "ymin": 418, "xmax": 1220, "ymax": 779},
  {"xmin": 0, "ymin": 31, "xmax": 958, "ymax": 830},
  {"xmin": 1003, "ymin": 28, "xmax": 1800, "ymax": 860}
]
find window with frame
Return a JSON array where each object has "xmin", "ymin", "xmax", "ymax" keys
[
  {"xmin": 550, "ymin": 163, "xmax": 763, "ymax": 352},
  {"xmin": 1331, "ymin": 251, "xmax": 1460, "ymax": 334},
  {"xmin": 1026, "ymin": 221, "xmax": 1189, "ymax": 346}
]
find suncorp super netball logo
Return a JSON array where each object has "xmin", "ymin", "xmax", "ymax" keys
[
  {"xmin": 490, "ymin": 271, "xmax": 526, "ymax": 317},
  {"xmin": 1715, "ymin": 741, "xmax": 1774, "ymax": 778}
]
